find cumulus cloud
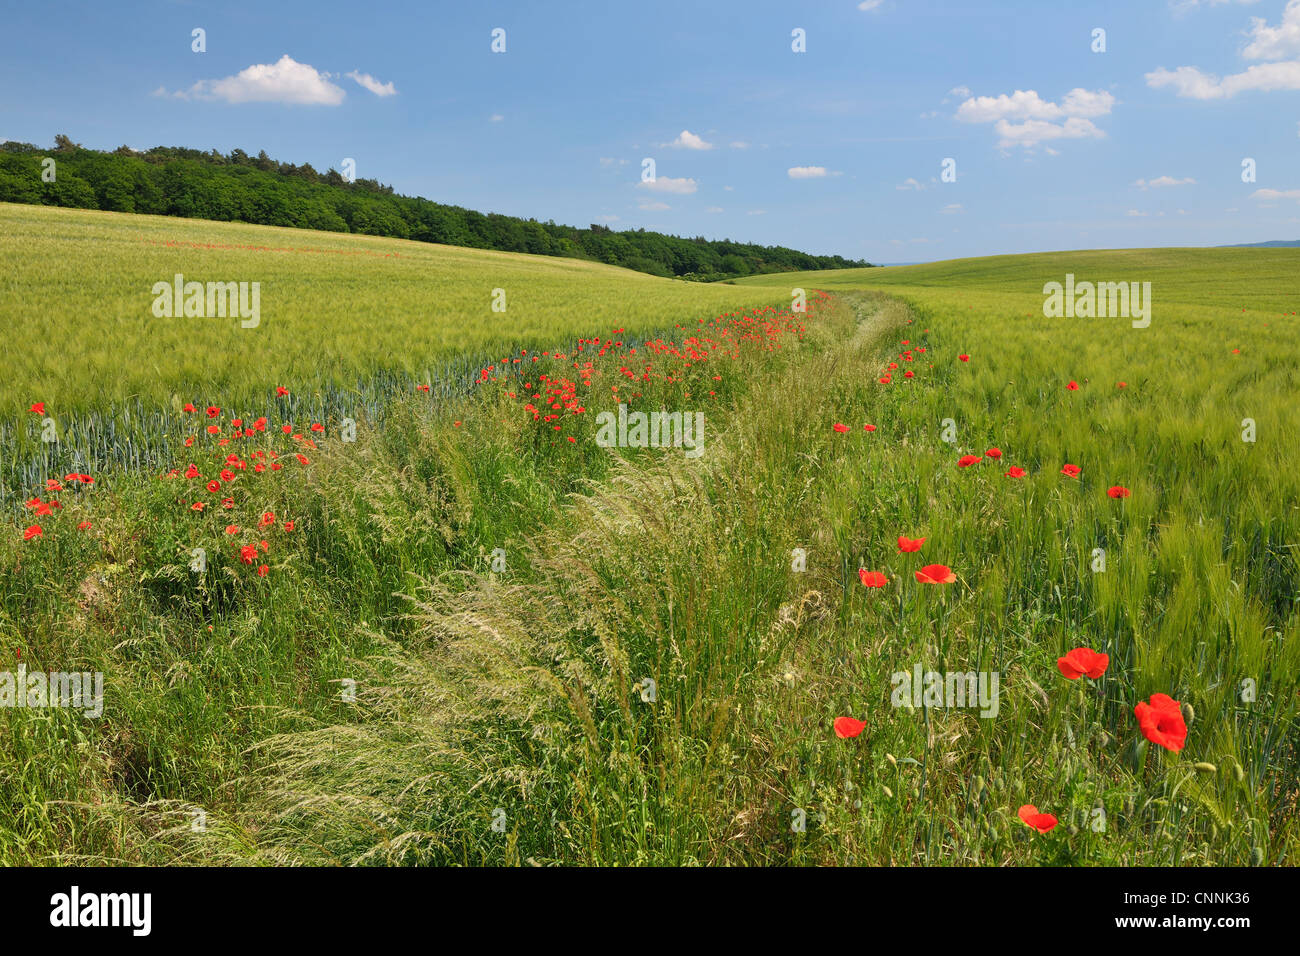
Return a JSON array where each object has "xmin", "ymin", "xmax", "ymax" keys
[
  {"xmin": 896, "ymin": 177, "xmax": 925, "ymax": 191},
  {"xmin": 788, "ymin": 165, "xmax": 828, "ymax": 178},
  {"xmin": 160, "ymin": 54, "xmax": 347, "ymax": 105},
  {"xmin": 667, "ymin": 130, "xmax": 713, "ymax": 150},
  {"xmin": 346, "ymin": 70, "xmax": 397, "ymax": 97},
  {"xmin": 1146, "ymin": 60, "xmax": 1300, "ymax": 98},
  {"xmin": 1243, "ymin": 1, "xmax": 1300, "ymax": 60},
  {"xmin": 858, "ymin": 0, "xmax": 884, "ymax": 10},
  {"xmin": 1250, "ymin": 187, "xmax": 1300, "ymax": 200},
  {"xmin": 954, "ymin": 88, "xmax": 1113, "ymax": 148},
  {"xmin": 1134, "ymin": 175, "xmax": 1196, "ymax": 188},
  {"xmin": 637, "ymin": 176, "xmax": 697, "ymax": 194}
]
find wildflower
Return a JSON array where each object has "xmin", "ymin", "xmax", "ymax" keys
[
  {"xmin": 1057, "ymin": 647, "xmax": 1109, "ymax": 680},
  {"xmin": 1017, "ymin": 805, "xmax": 1058, "ymax": 834},
  {"xmin": 1134, "ymin": 694, "xmax": 1188, "ymax": 752},
  {"xmin": 858, "ymin": 569, "xmax": 888, "ymax": 588},
  {"xmin": 915, "ymin": 564, "xmax": 956, "ymax": 584},
  {"xmin": 834, "ymin": 716, "xmax": 866, "ymax": 739}
]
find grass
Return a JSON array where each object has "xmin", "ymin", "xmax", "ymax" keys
[{"xmin": 1, "ymin": 209, "xmax": 1296, "ymax": 865}]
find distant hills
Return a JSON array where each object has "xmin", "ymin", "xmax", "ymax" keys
[{"xmin": 1220, "ymin": 240, "xmax": 1300, "ymax": 248}]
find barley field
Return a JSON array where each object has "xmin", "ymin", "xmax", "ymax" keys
[{"xmin": 1, "ymin": 207, "xmax": 1296, "ymax": 866}]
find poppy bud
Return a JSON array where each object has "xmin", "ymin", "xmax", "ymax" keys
[
  {"xmin": 1193, "ymin": 762, "xmax": 1217, "ymax": 774},
  {"xmin": 882, "ymin": 785, "xmax": 893, "ymax": 799},
  {"xmin": 1250, "ymin": 846, "xmax": 1264, "ymax": 866},
  {"xmin": 1181, "ymin": 702, "xmax": 1195, "ymax": 723},
  {"xmin": 885, "ymin": 753, "xmax": 897, "ymax": 768},
  {"xmin": 1233, "ymin": 761, "xmax": 1245, "ymax": 782}
]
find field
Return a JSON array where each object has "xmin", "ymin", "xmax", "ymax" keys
[{"xmin": 1, "ymin": 206, "xmax": 1296, "ymax": 865}]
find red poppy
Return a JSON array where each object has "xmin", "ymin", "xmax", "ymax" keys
[
  {"xmin": 957, "ymin": 454, "xmax": 982, "ymax": 467},
  {"xmin": 29, "ymin": 402, "xmax": 45, "ymax": 415},
  {"xmin": 897, "ymin": 535, "xmax": 925, "ymax": 553},
  {"xmin": 221, "ymin": 498, "xmax": 234, "ymax": 509},
  {"xmin": 283, "ymin": 520, "xmax": 295, "ymax": 532},
  {"xmin": 257, "ymin": 564, "xmax": 269, "ymax": 577},
  {"xmin": 915, "ymin": 564, "xmax": 956, "ymax": 584},
  {"xmin": 1107, "ymin": 486, "xmax": 1130, "ymax": 499},
  {"xmin": 77, "ymin": 521, "xmax": 92, "ymax": 530},
  {"xmin": 259, "ymin": 512, "xmax": 275, "ymax": 528},
  {"xmin": 225, "ymin": 525, "xmax": 239, "ymax": 535},
  {"xmin": 206, "ymin": 480, "xmax": 221, "ymax": 493},
  {"xmin": 1057, "ymin": 647, "xmax": 1109, "ymax": 680},
  {"xmin": 310, "ymin": 423, "xmax": 324, "ymax": 433},
  {"xmin": 1005, "ymin": 466, "xmax": 1027, "ymax": 478},
  {"xmin": 985, "ymin": 447, "xmax": 1002, "ymax": 459},
  {"xmin": 1066, "ymin": 381, "xmax": 1079, "ymax": 391},
  {"xmin": 863, "ymin": 423, "xmax": 876, "ymax": 431},
  {"xmin": 1061, "ymin": 464, "xmax": 1081, "ymax": 478},
  {"xmin": 183, "ymin": 403, "xmax": 196, "ymax": 413},
  {"xmin": 45, "ymin": 479, "xmax": 63, "ymax": 491},
  {"xmin": 23, "ymin": 525, "xmax": 42, "ymax": 540},
  {"xmin": 295, "ymin": 454, "xmax": 310, "ymax": 465},
  {"xmin": 206, "ymin": 406, "xmax": 220, "ymax": 418},
  {"xmin": 834, "ymin": 716, "xmax": 866, "ymax": 739},
  {"xmin": 879, "ymin": 375, "xmax": 892, "ymax": 384},
  {"xmin": 1116, "ymin": 382, "xmax": 1127, "ymax": 389},
  {"xmin": 190, "ymin": 502, "xmax": 205, "ymax": 511},
  {"xmin": 220, "ymin": 469, "xmax": 235, "ymax": 482},
  {"xmin": 1017, "ymin": 804, "xmax": 1058, "ymax": 834},
  {"xmin": 276, "ymin": 386, "xmax": 289, "ymax": 396},
  {"xmin": 206, "ymin": 425, "xmax": 220, "ymax": 435},
  {"xmin": 832, "ymin": 423, "xmax": 850, "ymax": 433},
  {"xmin": 184, "ymin": 464, "xmax": 200, "ymax": 479},
  {"xmin": 958, "ymin": 354, "xmax": 970, "ymax": 362},
  {"xmin": 858, "ymin": 569, "xmax": 888, "ymax": 588},
  {"xmin": 1134, "ymin": 694, "xmax": 1187, "ymax": 752}
]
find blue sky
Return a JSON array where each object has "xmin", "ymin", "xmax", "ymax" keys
[{"xmin": 3, "ymin": 0, "xmax": 1300, "ymax": 262}]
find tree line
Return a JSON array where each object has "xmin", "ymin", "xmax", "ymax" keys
[{"xmin": 0, "ymin": 136, "xmax": 873, "ymax": 280}]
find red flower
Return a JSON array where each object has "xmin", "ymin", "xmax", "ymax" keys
[
  {"xmin": 191, "ymin": 502, "xmax": 206, "ymax": 511},
  {"xmin": 239, "ymin": 544, "xmax": 257, "ymax": 564},
  {"xmin": 1107, "ymin": 486, "xmax": 1130, "ymax": 499},
  {"xmin": 225, "ymin": 525, "xmax": 239, "ymax": 535},
  {"xmin": 206, "ymin": 480, "xmax": 221, "ymax": 493},
  {"xmin": 1005, "ymin": 466, "xmax": 1027, "ymax": 478},
  {"xmin": 276, "ymin": 386, "xmax": 289, "ymax": 396},
  {"xmin": 23, "ymin": 525, "xmax": 42, "ymax": 540},
  {"xmin": 295, "ymin": 454, "xmax": 309, "ymax": 465},
  {"xmin": 206, "ymin": 425, "xmax": 220, "ymax": 435},
  {"xmin": 897, "ymin": 535, "xmax": 925, "ymax": 553},
  {"xmin": 30, "ymin": 402, "xmax": 45, "ymax": 415},
  {"xmin": 1060, "ymin": 463, "xmax": 1081, "ymax": 479},
  {"xmin": 1134, "ymin": 694, "xmax": 1187, "ymax": 752},
  {"xmin": 957, "ymin": 454, "xmax": 982, "ymax": 467},
  {"xmin": 985, "ymin": 447, "xmax": 1002, "ymax": 459},
  {"xmin": 183, "ymin": 403, "xmax": 196, "ymax": 413},
  {"xmin": 283, "ymin": 520, "xmax": 295, "ymax": 532},
  {"xmin": 834, "ymin": 716, "xmax": 866, "ymax": 739},
  {"xmin": 1066, "ymin": 381, "xmax": 1079, "ymax": 391},
  {"xmin": 863, "ymin": 423, "xmax": 876, "ymax": 431},
  {"xmin": 220, "ymin": 469, "xmax": 235, "ymax": 482},
  {"xmin": 206, "ymin": 406, "xmax": 221, "ymax": 418},
  {"xmin": 1017, "ymin": 805, "xmax": 1058, "ymax": 834},
  {"xmin": 858, "ymin": 569, "xmax": 888, "ymax": 588},
  {"xmin": 958, "ymin": 354, "xmax": 970, "ymax": 362},
  {"xmin": 184, "ymin": 464, "xmax": 200, "ymax": 479},
  {"xmin": 77, "ymin": 521, "xmax": 92, "ymax": 530},
  {"xmin": 259, "ymin": 512, "xmax": 275, "ymax": 528},
  {"xmin": 879, "ymin": 375, "xmax": 892, "ymax": 384},
  {"xmin": 310, "ymin": 423, "xmax": 324, "ymax": 433},
  {"xmin": 915, "ymin": 564, "xmax": 956, "ymax": 584},
  {"xmin": 832, "ymin": 422, "xmax": 850, "ymax": 433},
  {"xmin": 221, "ymin": 498, "xmax": 234, "ymax": 509},
  {"xmin": 257, "ymin": 564, "xmax": 269, "ymax": 577},
  {"xmin": 1116, "ymin": 382, "xmax": 1127, "ymax": 389},
  {"xmin": 1057, "ymin": 647, "xmax": 1109, "ymax": 680},
  {"xmin": 45, "ymin": 479, "xmax": 63, "ymax": 491}
]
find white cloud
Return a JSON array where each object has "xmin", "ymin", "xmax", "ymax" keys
[
  {"xmin": 954, "ymin": 88, "xmax": 1114, "ymax": 148},
  {"xmin": 596, "ymin": 214, "xmax": 620, "ymax": 222},
  {"xmin": 1250, "ymin": 187, "xmax": 1300, "ymax": 199},
  {"xmin": 788, "ymin": 165, "xmax": 828, "ymax": 178},
  {"xmin": 346, "ymin": 70, "xmax": 397, "ymax": 97},
  {"xmin": 858, "ymin": 0, "xmax": 884, "ymax": 10},
  {"xmin": 1133, "ymin": 175, "xmax": 1196, "ymax": 189},
  {"xmin": 941, "ymin": 203, "xmax": 963, "ymax": 214},
  {"xmin": 489, "ymin": 113, "xmax": 504, "ymax": 122},
  {"xmin": 1126, "ymin": 209, "xmax": 1149, "ymax": 217},
  {"xmin": 164, "ymin": 55, "xmax": 347, "ymax": 105},
  {"xmin": 638, "ymin": 200, "xmax": 671, "ymax": 211},
  {"xmin": 948, "ymin": 85, "xmax": 972, "ymax": 98},
  {"xmin": 896, "ymin": 177, "xmax": 925, "ymax": 191},
  {"xmin": 746, "ymin": 209, "xmax": 766, "ymax": 215},
  {"xmin": 705, "ymin": 206, "xmax": 724, "ymax": 213},
  {"xmin": 637, "ymin": 176, "xmax": 697, "ymax": 194},
  {"xmin": 1243, "ymin": 1, "xmax": 1300, "ymax": 60},
  {"xmin": 1146, "ymin": 60, "xmax": 1300, "ymax": 98},
  {"xmin": 729, "ymin": 141, "xmax": 749, "ymax": 149},
  {"xmin": 667, "ymin": 129, "xmax": 713, "ymax": 150},
  {"xmin": 599, "ymin": 157, "xmax": 628, "ymax": 167}
]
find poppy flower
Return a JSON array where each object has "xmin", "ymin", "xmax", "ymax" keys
[
  {"xmin": 191, "ymin": 502, "xmax": 206, "ymax": 511},
  {"xmin": 30, "ymin": 402, "xmax": 45, "ymax": 415},
  {"xmin": 220, "ymin": 469, "xmax": 235, "ymax": 482},
  {"xmin": 858, "ymin": 569, "xmax": 888, "ymax": 588},
  {"xmin": 897, "ymin": 535, "xmax": 925, "ymax": 553},
  {"xmin": 259, "ymin": 512, "xmax": 275, "ymax": 528},
  {"xmin": 276, "ymin": 386, "xmax": 289, "ymax": 396},
  {"xmin": 77, "ymin": 521, "xmax": 92, "ymax": 531},
  {"xmin": 903, "ymin": 370, "xmax": 914, "ymax": 379},
  {"xmin": 879, "ymin": 375, "xmax": 892, "ymax": 384},
  {"xmin": 915, "ymin": 564, "xmax": 956, "ymax": 584},
  {"xmin": 1134, "ymin": 694, "xmax": 1188, "ymax": 752},
  {"xmin": 1116, "ymin": 382, "xmax": 1127, "ymax": 389},
  {"xmin": 23, "ymin": 525, "xmax": 42, "ymax": 540},
  {"xmin": 206, "ymin": 480, "xmax": 221, "ymax": 493},
  {"xmin": 45, "ymin": 479, "xmax": 63, "ymax": 491},
  {"xmin": 221, "ymin": 497, "xmax": 234, "ymax": 509},
  {"xmin": 206, "ymin": 406, "xmax": 220, "ymax": 418},
  {"xmin": 1107, "ymin": 486, "xmax": 1130, "ymax": 499},
  {"xmin": 958, "ymin": 354, "xmax": 970, "ymax": 362},
  {"xmin": 257, "ymin": 564, "xmax": 269, "ymax": 577},
  {"xmin": 183, "ymin": 403, "xmax": 196, "ymax": 413},
  {"xmin": 184, "ymin": 464, "xmax": 200, "ymax": 479},
  {"xmin": 957, "ymin": 454, "xmax": 982, "ymax": 467},
  {"xmin": 1057, "ymin": 647, "xmax": 1109, "ymax": 680},
  {"xmin": 863, "ymin": 424, "xmax": 876, "ymax": 432},
  {"xmin": 1060, "ymin": 464, "xmax": 1081, "ymax": 479},
  {"xmin": 238, "ymin": 544, "xmax": 257, "ymax": 564},
  {"xmin": 225, "ymin": 525, "xmax": 239, "ymax": 535},
  {"xmin": 1066, "ymin": 381, "xmax": 1079, "ymax": 391},
  {"xmin": 985, "ymin": 447, "xmax": 1002, "ymax": 459},
  {"xmin": 1017, "ymin": 805, "xmax": 1058, "ymax": 834},
  {"xmin": 283, "ymin": 520, "xmax": 294, "ymax": 532},
  {"xmin": 833, "ymin": 423, "xmax": 849, "ymax": 433},
  {"xmin": 295, "ymin": 454, "xmax": 310, "ymax": 465},
  {"xmin": 834, "ymin": 716, "xmax": 866, "ymax": 739},
  {"xmin": 1005, "ymin": 466, "xmax": 1027, "ymax": 478},
  {"xmin": 206, "ymin": 425, "xmax": 220, "ymax": 435},
  {"xmin": 310, "ymin": 423, "xmax": 324, "ymax": 433}
]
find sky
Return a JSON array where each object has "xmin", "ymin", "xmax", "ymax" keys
[{"xmin": 3, "ymin": 0, "xmax": 1300, "ymax": 263}]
